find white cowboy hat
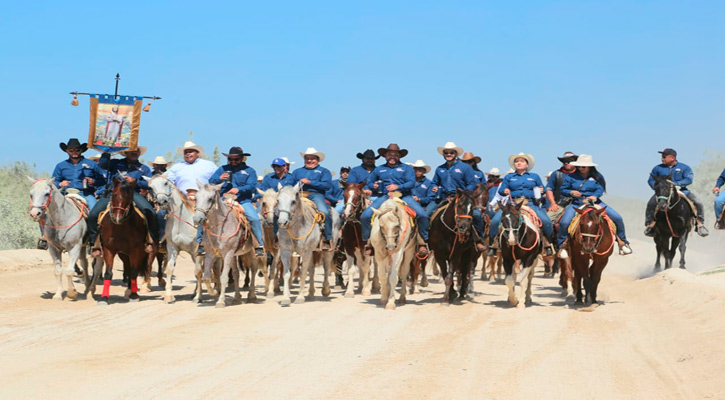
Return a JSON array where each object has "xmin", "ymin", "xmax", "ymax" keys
[
  {"xmin": 178, "ymin": 141, "xmax": 204, "ymax": 155},
  {"xmin": 545, "ymin": 170, "xmax": 553, "ymax": 179},
  {"xmin": 122, "ymin": 145, "xmax": 147, "ymax": 156},
  {"xmin": 86, "ymin": 153, "xmax": 101, "ymax": 162},
  {"xmin": 437, "ymin": 141, "xmax": 464, "ymax": 156},
  {"xmin": 508, "ymin": 153, "xmax": 535, "ymax": 171},
  {"xmin": 147, "ymin": 155, "xmax": 173, "ymax": 167},
  {"xmin": 407, "ymin": 159, "xmax": 431, "ymax": 174},
  {"xmin": 299, "ymin": 147, "xmax": 325, "ymax": 162},
  {"xmin": 569, "ymin": 154, "xmax": 598, "ymax": 167},
  {"xmin": 506, "ymin": 168, "xmax": 515, "ymax": 174},
  {"xmin": 485, "ymin": 167, "xmax": 501, "ymax": 176},
  {"xmin": 281, "ymin": 157, "xmax": 295, "ymax": 165}
]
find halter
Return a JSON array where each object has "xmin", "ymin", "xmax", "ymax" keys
[
  {"xmin": 655, "ymin": 179, "xmax": 683, "ymax": 238},
  {"xmin": 342, "ymin": 189, "xmax": 365, "ymax": 222},
  {"xmin": 575, "ymin": 207, "xmax": 614, "ymax": 256},
  {"xmin": 29, "ymin": 179, "xmax": 85, "ymax": 230}
]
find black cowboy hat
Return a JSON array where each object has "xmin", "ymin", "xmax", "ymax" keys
[
  {"xmin": 222, "ymin": 146, "xmax": 251, "ymax": 157},
  {"xmin": 557, "ymin": 151, "xmax": 578, "ymax": 163},
  {"xmin": 356, "ymin": 149, "xmax": 381, "ymax": 160},
  {"xmin": 59, "ymin": 138, "xmax": 88, "ymax": 153},
  {"xmin": 377, "ymin": 143, "xmax": 409, "ymax": 158}
]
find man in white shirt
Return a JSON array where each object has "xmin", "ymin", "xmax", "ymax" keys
[{"xmin": 165, "ymin": 141, "xmax": 218, "ymax": 254}]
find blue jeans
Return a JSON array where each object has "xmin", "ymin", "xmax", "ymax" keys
[
  {"xmin": 490, "ymin": 203, "xmax": 553, "ymax": 239},
  {"xmin": 715, "ymin": 191, "xmax": 725, "ymax": 219},
  {"xmin": 241, "ymin": 201, "xmax": 264, "ymax": 247},
  {"xmin": 557, "ymin": 202, "xmax": 628, "ymax": 247},
  {"xmin": 307, "ymin": 192, "xmax": 333, "ymax": 240},
  {"xmin": 425, "ymin": 199, "xmax": 440, "ymax": 216},
  {"xmin": 334, "ymin": 201, "xmax": 344, "ymax": 216},
  {"xmin": 361, "ymin": 195, "xmax": 429, "ymax": 241}
]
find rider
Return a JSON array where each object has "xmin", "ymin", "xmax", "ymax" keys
[
  {"xmin": 714, "ymin": 168, "xmax": 725, "ymax": 229},
  {"xmin": 328, "ymin": 166, "xmax": 351, "ymax": 216},
  {"xmin": 485, "ymin": 167, "xmax": 502, "ymax": 218},
  {"xmin": 554, "ymin": 154, "xmax": 632, "ymax": 258},
  {"xmin": 644, "ymin": 148, "xmax": 709, "ymax": 237},
  {"xmin": 208, "ymin": 146, "xmax": 265, "ymax": 257},
  {"xmin": 408, "ymin": 160, "xmax": 435, "ymax": 209},
  {"xmin": 490, "ymin": 153, "xmax": 554, "ymax": 256},
  {"xmin": 147, "ymin": 155, "xmax": 172, "ymax": 247},
  {"xmin": 460, "ymin": 152, "xmax": 485, "ymax": 183},
  {"xmin": 545, "ymin": 151, "xmax": 578, "ymax": 223},
  {"xmin": 148, "ymin": 156, "xmax": 172, "ymax": 176},
  {"xmin": 430, "ymin": 142, "xmax": 486, "ymax": 251},
  {"xmin": 87, "ymin": 146, "xmax": 159, "ymax": 257},
  {"xmin": 259, "ymin": 158, "xmax": 294, "ymax": 192},
  {"xmin": 290, "ymin": 147, "xmax": 334, "ymax": 251},
  {"xmin": 348, "ymin": 149, "xmax": 382, "ymax": 200},
  {"xmin": 360, "ymin": 144, "xmax": 429, "ymax": 256},
  {"xmin": 165, "ymin": 141, "xmax": 218, "ymax": 255}
]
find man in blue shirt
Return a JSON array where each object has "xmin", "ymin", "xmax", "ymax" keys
[
  {"xmin": 360, "ymin": 144, "xmax": 429, "ymax": 256},
  {"xmin": 544, "ymin": 151, "xmax": 578, "ymax": 219},
  {"xmin": 259, "ymin": 158, "xmax": 294, "ymax": 193},
  {"xmin": 348, "ymin": 149, "xmax": 381, "ymax": 199},
  {"xmin": 713, "ymin": 168, "xmax": 725, "ymax": 229},
  {"xmin": 291, "ymin": 147, "xmax": 334, "ymax": 251},
  {"xmin": 645, "ymin": 148, "xmax": 708, "ymax": 237},
  {"xmin": 328, "ymin": 166, "xmax": 351, "ymax": 216},
  {"xmin": 209, "ymin": 147, "xmax": 264, "ymax": 256},
  {"xmin": 88, "ymin": 145, "xmax": 158, "ymax": 257},
  {"xmin": 408, "ymin": 160, "xmax": 435, "ymax": 208}
]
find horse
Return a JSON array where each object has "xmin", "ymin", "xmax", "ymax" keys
[
  {"xmin": 370, "ymin": 196, "xmax": 417, "ymax": 310},
  {"xmin": 339, "ymin": 182, "xmax": 374, "ymax": 298},
  {"xmin": 469, "ymin": 183, "xmax": 490, "ymax": 281},
  {"xmin": 257, "ymin": 187, "xmax": 285, "ymax": 298},
  {"xmin": 497, "ymin": 201, "xmax": 542, "ymax": 309},
  {"xmin": 428, "ymin": 189, "xmax": 477, "ymax": 303},
  {"xmin": 651, "ymin": 174, "xmax": 692, "ymax": 270},
  {"xmin": 148, "ymin": 175, "xmax": 204, "ymax": 303},
  {"xmin": 276, "ymin": 184, "xmax": 340, "ymax": 306},
  {"xmin": 567, "ymin": 203, "xmax": 615, "ymax": 305},
  {"xmin": 28, "ymin": 178, "xmax": 91, "ymax": 300},
  {"xmin": 95, "ymin": 178, "xmax": 152, "ymax": 305},
  {"xmin": 193, "ymin": 182, "xmax": 263, "ymax": 308}
]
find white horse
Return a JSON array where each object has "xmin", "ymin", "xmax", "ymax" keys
[
  {"xmin": 193, "ymin": 182, "xmax": 263, "ymax": 308},
  {"xmin": 370, "ymin": 197, "xmax": 417, "ymax": 310},
  {"xmin": 257, "ymin": 188, "xmax": 284, "ymax": 298},
  {"xmin": 148, "ymin": 175, "xmax": 203, "ymax": 303},
  {"xmin": 276, "ymin": 184, "xmax": 340, "ymax": 306},
  {"xmin": 27, "ymin": 178, "xmax": 91, "ymax": 300}
]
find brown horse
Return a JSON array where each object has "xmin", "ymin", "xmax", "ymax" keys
[
  {"xmin": 96, "ymin": 178, "xmax": 153, "ymax": 305},
  {"xmin": 339, "ymin": 182, "xmax": 375, "ymax": 298},
  {"xmin": 568, "ymin": 204, "xmax": 615, "ymax": 305}
]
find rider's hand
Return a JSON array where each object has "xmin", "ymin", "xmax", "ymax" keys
[
  {"xmin": 363, "ymin": 189, "xmax": 372, "ymax": 197},
  {"xmin": 548, "ymin": 204, "xmax": 560, "ymax": 213},
  {"xmin": 122, "ymin": 176, "xmax": 134, "ymax": 184},
  {"xmin": 300, "ymin": 178, "xmax": 311, "ymax": 185},
  {"xmin": 227, "ymin": 188, "xmax": 239, "ymax": 195},
  {"xmin": 713, "ymin": 187, "xmax": 720, "ymax": 194},
  {"xmin": 220, "ymin": 172, "xmax": 230, "ymax": 181},
  {"xmin": 60, "ymin": 180, "xmax": 70, "ymax": 188},
  {"xmin": 503, "ymin": 188, "xmax": 511, "ymax": 196},
  {"xmin": 587, "ymin": 196, "xmax": 597, "ymax": 203},
  {"xmin": 386, "ymin": 184, "xmax": 399, "ymax": 192},
  {"xmin": 373, "ymin": 181, "xmax": 379, "ymax": 189},
  {"xmin": 413, "ymin": 195, "xmax": 420, "ymax": 201},
  {"xmin": 571, "ymin": 190, "xmax": 581, "ymax": 198},
  {"xmin": 432, "ymin": 186, "xmax": 439, "ymax": 193}
]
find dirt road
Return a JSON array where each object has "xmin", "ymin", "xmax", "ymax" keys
[{"xmin": 0, "ymin": 238, "xmax": 723, "ymax": 400}]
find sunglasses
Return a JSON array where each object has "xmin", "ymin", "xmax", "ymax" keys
[
  {"xmin": 443, "ymin": 151, "xmax": 457, "ymax": 155},
  {"xmin": 462, "ymin": 160, "xmax": 474, "ymax": 163},
  {"xmin": 228, "ymin": 157, "xmax": 242, "ymax": 162},
  {"xmin": 386, "ymin": 152, "xmax": 400, "ymax": 157},
  {"xmin": 67, "ymin": 148, "xmax": 82, "ymax": 152},
  {"xmin": 184, "ymin": 150, "xmax": 198, "ymax": 154}
]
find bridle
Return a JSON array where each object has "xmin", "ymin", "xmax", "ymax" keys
[
  {"xmin": 655, "ymin": 179, "xmax": 681, "ymax": 211},
  {"xmin": 342, "ymin": 189, "xmax": 365, "ymax": 223},
  {"xmin": 29, "ymin": 180, "xmax": 53, "ymax": 220},
  {"xmin": 575, "ymin": 207, "xmax": 605, "ymax": 255},
  {"xmin": 110, "ymin": 186, "xmax": 133, "ymax": 224}
]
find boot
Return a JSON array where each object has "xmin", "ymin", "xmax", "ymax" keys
[
  {"xmin": 36, "ymin": 238, "xmax": 48, "ymax": 250},
  {"xmin": 254, "ymin": 247, "xmax": 265, "ymax": 257},
  {"xmin": 541, "ymin": 236, "xmax": 554, "ymax": 256},
  {"xmin": 321, "ymin": 239, "xmax": 333, "ymax": 251},
  {"xmin": 643, "ymin": 220, "xmax": 655, "ymax": 237},
  {"xmin": 417, "ymin": 243, "xmax": 430, "ymax": 257},
  {"xmin": 196, "ymin": 244, "xmax": 206, "ymax": 256},
  {"xmin": 695, "ymin": 220, "xmax": 709, "ymax": 237}
]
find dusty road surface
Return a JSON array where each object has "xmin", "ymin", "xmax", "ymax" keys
[{"xmin": 0, "ymin": 238, "xmax": 723, "ymax": 400}]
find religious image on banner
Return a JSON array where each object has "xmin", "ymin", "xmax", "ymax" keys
[{"xmin": 88, "ymin": 94, "xmax": 143, "ymax": 153}]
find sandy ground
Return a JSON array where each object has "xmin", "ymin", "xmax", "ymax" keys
[{"xmin": 0, "ymin": 237, "xmax": 723, "ymax": 400}]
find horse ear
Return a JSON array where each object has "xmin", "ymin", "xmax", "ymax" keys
[
  {"xmin": 667, "ymin": 171, "xmax": 673, "ymax": 180},
  {"xmin": 515, "ymin": 201, "xmax": 524, "ymax": 211},
  {"xmin": 575, "ymin": 207, "xmax": 584, "ymax": 215},
  {"xmin": 212, "ymin": 183, "xmax": 224, "ymax": 192},
  {"xmin": 277, "ymin": 182, "xmax": 283, "ymax": 191},
  {"xmin": 456, "ymin": 188, "xmax": 463, "ymax": 196},
  {"xmin": 371, "ymin": 207, "xmax": 380, "ymax": 216},
  {"xmin": 256, "ymin": 188, "xmax": 265, "ymax": 196},
  {"xmin": 27, "ymin": 176, "xmax": 36, "ymax": 183},
  {"xmin": 196, "ymin": 179, "xmax": 205, "ymax": 190},
  {"xmin": 360, "ymin": 180, "xmax": 367, "ymax": 187},
  {"xmin": 595, "ymin": 206, "xmax": 607, "ymax": 214}
]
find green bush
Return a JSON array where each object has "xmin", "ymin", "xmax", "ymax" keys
[{"xmin": 0, "ymin": 161, "xmax": 48, "ymax": 250}]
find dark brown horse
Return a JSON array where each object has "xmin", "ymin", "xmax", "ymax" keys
[
  {"xmin": 568, "ymin": 204, "xmax": 614, "ymax": 305},
  {"xmin": 651, "ymin": 174, "xmax": 692, "ymax": 270},
  {"xmin": 429, "ymin": 189, "xmax": 477, "ymax": 303},
  {"xmin": 96, "ymin": 178, "xmax": 153, "ymax": 305},
  {"xmin": 498, "ymin": 201, "xmax": 542, "ymax": 308},
  {"xmin": 339, "ymin": 182, "xmax": 375, "ymax": 297},
  {"xmin": 469, "ymin": 183, "xmax": 490, "ymax": 283}
]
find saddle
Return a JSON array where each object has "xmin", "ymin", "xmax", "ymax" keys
[
  {"xmin": 98, "ymin": 204, "xmax": 147, "ymax": 225},
  {"xmin": 65, "ymin": 193, "xmax": 89, "ymax": 219},
  {"xmin": 676, "ymin": 190, "xmax": 698, "ymax": 217},
  {"xmin": 568, "ymin": 204, "xmax": 616, "ymax": 236}
]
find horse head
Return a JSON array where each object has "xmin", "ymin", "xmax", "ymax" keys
[
  {"xmin": 342, "ymin": 181, "xmax": 366, "ymax": 222},
  {"xmin": 276, "ymin": 184, "xmax": 301, "ymax": 228},
  {"xmin": 257, "ymin": 188, "xmax": 279, "ymax": 226},
  {"xmin": 110, "ymin": 178, "xmax": 135, "ymax": 225},
  {"xmin": 574, "ymin": 204, "xmax": 607, "ymax": 254},
  {"xmin": 192, "ymin": 182, "xmax": 223, "ymax": 226},
  {"xmin": 471, "ymin": 183, "xmax": 490, "ymax": 211},
  {"xmin": 148, "ymin": 175, "xmax": 173, "ymax": 208},
  {"xmin": 372, "ymin": 205, "xmax": 399, "ymax": 251},
  {"xmin": 499, "ymin": 201, "xmax": 524, "ymax": 246},
  {"xmin": 652, "ymin": 173, "xmax": 676, "ymax": 211},
  {"xmin": 454, "ymin": 188, "xmax": 475, "ymax": 241},
  {"xmin": 28, "ymin": 177, "xmax": 55, "ymax": 221}
]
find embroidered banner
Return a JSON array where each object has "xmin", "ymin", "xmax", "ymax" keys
[{"xmin": 88, "ymin": 94, "xmax": 142, "ymax": 153}]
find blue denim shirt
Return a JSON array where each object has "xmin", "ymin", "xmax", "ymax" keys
[
  {"xmin": 432, "ymin": 160, "xmax": 477, "ymax": 196},
  {"xmin": 560, "ymin": 171, "xmax": 605, "ymax": 206},
  {"xmin": 498, "ymin": 171, "xmax": 544, "ymax": 200},
  {"xmin": 99, "ymin": 155, "xmax": 152, "ymax": 192},
  {"xmin": 647, "ymin": 162, "xmax": 694, "ymax": 193},
  {"xmin": 52, "ymin": 157, "xmax": 106, "ymax": 196},
  {"xmin": 716, "ymin": 168, "xmax": 725, "ymax": 188},
  {"xmin": 348, "ymin": 164, "xmax": 382, "ymax": 196},
  {"xmin": 412, "ymin": 177, "xmax": 435, "ymax": 206},
  {"xmin": 209, "ymin": 163, "xmax": 258, "ymax": 203},
  {"xmin": 326, "ymin": 179, "xmax": 345, "ymax": 205},
  {"xmin": 291, "ymin": 165, "xmax": 333, "ymax": 194},
  {"xmin": 259, "ymin": 172, "xmax": 293, "ymax": 192},
  {"xmin": 365, "ymin": 162, "xmax": 415, "ymax": 197}
]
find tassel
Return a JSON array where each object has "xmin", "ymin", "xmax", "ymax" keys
[
  {"xmin": 143, "ymin": 102, "xmax": 151, "ymax": 112},
  {"xmin": 70, "ymin": 94, "xmax": 79, "ymax": 106}
]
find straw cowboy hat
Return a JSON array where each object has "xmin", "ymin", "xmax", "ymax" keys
[
  {"xmin": 281, "ymin": 157, "xmax": 295, "ymax": 165},
  {"xmin": 87, "ymin": 153, "xmax": 101, "ymax": 162},
  {"xmin": 506, "ymin": 168, "xmax": 515, "ymax": 174},
  {"xmin": 357, "ymin": 149, "xmax": 381, "ymax": 160},
  {"xmin": 485, "ymin": 167, "xmax": 501, "ymax": 176},
  {"xmin": 437, "ymin": 141, "xmax": 464, "ymax": 156},
  {"xmin": 408, "ymin": 159, "xmax": 431, "ymax": 174},
  {"xmin": 508, "ymin": 152, "xmax": 535, "ymax": 171},
  {"xmin": 147, "ymin": 156, "xmax": 173, "ymax": 167},
  {"xmin": 300, "ymin": 147, "xmax": 325, "ymax": 162},
  {"xmin": 569, "ymin": 154, "xmax": 598, "ymax": 167},
  {"xmin": 378, "ymin": 143, "xmax": 408, "ymax": 158},
  {"xmin": 59, "ymin": 138, "xmax": 88, "ymax": 153},
  {"xmin": 460, "ymin": 152, "xmax": 481, "ymax": 164},
  {"xmin": 179, "ymin": 141, "xmax": 204, "ymax": 155},
  {"xmin": 122, "ymin": 146, "xmax": 147, "ymax": 156},
  {"xmin": 222, "ymin": 146, "xmax": 251, "ymax": 157},
  {"xmin": 557, "ymin": 151, "xmax": 578, "ymax": 163}
]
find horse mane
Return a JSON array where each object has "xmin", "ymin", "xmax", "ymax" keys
[{"xmin": 174, "ymin": 186, "xmax": 195, "ymax": 211}]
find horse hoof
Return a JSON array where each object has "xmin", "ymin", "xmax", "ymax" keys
[
  {"xmin": 344, "ymin": 291, "xmax": 354, "ymax": 298},
  {"xmin": 509, "ymin": 299, "xmax": 518, "ymax": 306},
  {"xmin": 53, "ymin": 293, "xmax": 63, "ymax": 301},
  {"xmin": 245, "ymin": 296, "xmax": 256, "ymax": 304},
  {"xmin": 280, "ymin": 298, "xmax": 291, "ymax": 307},
  {"xmin": 128, "ymin": 293, "xmax": 139, "ymax": 302},
  {"xmin": 215, "ymin": 301, "xmax": 226, "ymax": 308},
  {"xmin": 517, "ymin": 303, "xmax": 526, "ymax": 309},
  {"xmin": 163, "ymin": 295, "xmax": 175, "ymax": 304},
  {"xmin": 385, "ymin": 302, "xmax": 396, "ymax": 310},
  {"xmin": 158, "ymin": 279, "xmax": 166, "ymax": 289},
  {"xmin": 97, "ymin": 300, "xmax": 108, "ymax": 306},
  {"xmin": 233, "ymin": 297, "xmax": 243, "ymax": 305},
  {"xmin": 139, "ymin": 286, "xmax": 151, "ymax": 294},
  {"xmin": 362, "ymin": 289, "xmax": 372, "ymax": 296},
  {"xmin": 66, "ymin": 290, "xmax": 78, "ymax": 300},
  {"xmin": 421, "ymin": 280, "xmax": 429, "ymax": 287},
  {"xmin": 322, "ymin": 288, "xmax": 331, "ymax": 297},
  {"xmin": 566, "ymin": 294, "xmax": 575, "ymax": 303}
]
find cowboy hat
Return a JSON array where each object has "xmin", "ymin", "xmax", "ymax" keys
[
  {"xmin": 569, "ymin": 154, "xmax": 598, "ymax": 167},
  {"xmin": 299, "ymin": 147, "xmax": 325, "ymax": 162},
  {"xmin": 508, "ymin": 153, "xmax": 535, "ymax": 171},
  {"xmin": 460, "ymin": 152, "xmax": 481, "ymax": 164},
  {"xmin": 147, "ymin": 156, "xmax": 173, "ymax": 167},
  {"xmin": 557, "ymin": 151, "xmax": 578, "ymax": 163},
  {"xmin": 281, "ymin": 157, "xmax": 295, "ymax": 165},
  {"xmin": 59, "ymin": 138, "xmax": 88, "ymax": 153},
  {"xmin": 407, "ymin": 159, "xmax": 431, "ymax": 174},
  {"xmin": 179, "ymin": 141, "xmax": 204, "ymax": 155},
  {"xmin": 222, "ymin": 146, "xmax": 251, "ymax": 157},
  {"xmin": 485, "ymin": 167, "xmax": 501, "ymax": 176},
  {"xmin": 356, "ymin": 149, "xmax": 381, "ymax": 160},
  {"xmin": 377, "ymin": 143, "xmax": 408, "ymax": 158},
  {"xmin": 87, "ymin": 153, "xmax": 101, "ymax": 162},
  {"xmin": 340, "ymin": 166, "xmax": 351, "ymax": 172},
  {"xmin": 122, "ymin": 146, "xmax": 147, "ymax": 156},
  {"xmin": 437, "ymin": 142, "xmax": 464, "ymax": 156}
]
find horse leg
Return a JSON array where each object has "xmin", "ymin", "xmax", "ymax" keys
[
  {"xmin": 163, "ymin": 247, "xmax": 179, "ymax": 303},
  {"xmin": 376, "ymin": 255, "xmax": 391, "ymax": 308},
  {"xmin": 396, "ymin": 252, "xmax": 411, "ymax": 307},
  {"xmin": 192, "ymin": 251, "xmax": 204, "ymax": 303},
  {"xmin": 247, "ymin": 255, "xmax": 259, "ymax": 304},
  {"xmin": 654, "ymin": 236, "xmax": 663, "ymax": 270},
  {"xmin": 387, "ymin": 252, "xmax": 403, "ymax": 310},
  {"xmin": 88, "ymin": 257, "xmax": 103, "ymax": 300},
  {"xmin": 322, "ymin": 252, "xmax": 333, "ymax": 298},
  {"xmin": 525, "ymin": 263, "xmax": 536, "ymax": 306},
  {"xmin": 481, "ymin": 252, "xmax": 489, "ymax": 280},
  {"xmin": 294, "ymin": 253, "xmax": 309, "ymax": 304},
  {"xmin": 419, "ymin": 257, "xmax": 429, "ymax": 287},
  {"xmin": 97, "ymin": 249, "xmax": 115, "ymax": 305},
  {"xmin": 139, "ymin": 251, "xmax": 153, "ymax": 294},
  {"xmin": 78, "ymin": 246, "xmax": 91, "ymax": 295},
  {"xmin": 215, "ymin": 253, "xmax": 233, "ymax": 308},
  {"xmin": 64, "ymin": 244, "xmax": 82, "ymax": 300},
  {"xmin": 345, "ymin": 254, "xmax": 357, "ymax": 298},
  {"xmin": 516, "ymin": 266, "xmax": 529, "ymax": 309},
  {"xmin": 48, "ymin": 246, "xmax": 64, "ymax": 301},
  {"xmin": 677, "ymin": 235, "xmax": 687, "ymax": 269},
  {"xmin": 590, "ymin": 262, "xmax": 606, "ymax": 305},
  {"xmin": 233, "ymin": 257, "xmax": 243, "ymax": 305},
  {"xmin": 203, "ymin": 253, "xmax": 218, "ymax": 297},
  {"xmin": 127, "ymin": 258, "xmax": 140, "ymax": 302},
  {"xmin": 279, "ymin": 249, "xmax": 292, "ymax": 306},
  {"xmin": 371, "ymin": 257, "xmax": 381, "ymax": 293}
]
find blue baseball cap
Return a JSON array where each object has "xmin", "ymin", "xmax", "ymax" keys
[{"xmin": 271, "ymin": 158, "xmax": 287, "ymax": 166}]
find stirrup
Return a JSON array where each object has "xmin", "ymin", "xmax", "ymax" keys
[
  {"xmin": 364, "ymin": 244, "xmax": 374, "ymax": 256},
  {"xmin": 417, "ymin": 244, "xmax": 429, "ymax": 256},
  {"xmin": 36, "ymin": 239, "xmax": 48, "ymax": 250}
]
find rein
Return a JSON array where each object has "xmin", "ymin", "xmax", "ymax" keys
[
  {"xmin": 656, "ymin": 181, "xmax": 682, "ymax": 238},
  {"xmin": 278, "ymin": 205, "xmax": 325, "ymax": 241},
  {"xmin": 575, "ymin": 208, "xmax": 615, "ymax": 256},
  {"xmin": 203, "ymin": 201, "xmax": 243, "ymax": 239},
  {"xmin": 30, "ymin": 182, "xmax": 85, "ymax": 230}
]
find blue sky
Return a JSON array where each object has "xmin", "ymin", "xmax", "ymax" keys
[{"xmin": 1, "ymin": 1, "xmax": 723, "ymax": 198}]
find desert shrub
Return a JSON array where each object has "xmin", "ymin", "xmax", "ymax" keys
[{"xmin": 0, "ymin": 161, "xmax": 48, "ymax": 249}]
